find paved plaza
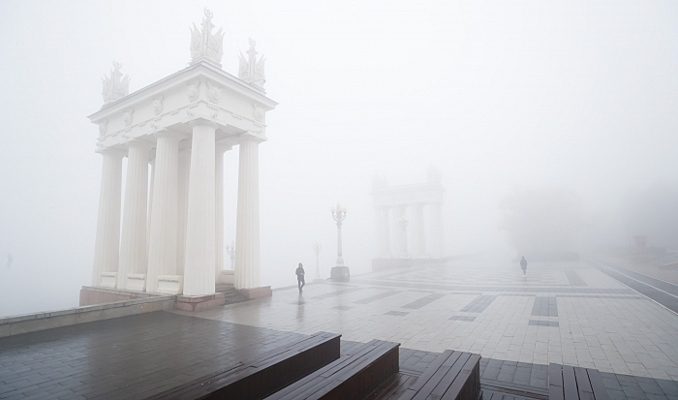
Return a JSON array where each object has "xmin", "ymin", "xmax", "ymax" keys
[{"xmin": 190, "ymin": 256, "xmax": 678, "ymax": 381}]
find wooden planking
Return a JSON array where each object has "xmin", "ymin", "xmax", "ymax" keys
[
  {"xmin": 443, "ymin": 354, "xmax": 481, "ymax": 400},
  {"xmin": 574, "ymin": 367, "xmax": 595, "ymax": 400},
  {"xmin": 145, "ymin": 331, "xmax": 340, "ymax": 400},
  {"xmin": 265, "ymin": 339, "xmax": 399, "ymax": 400},
  {"xmin": 547, "ymin": 364, "xmax": 610, "ymax": 400},
  {"xmin": 585, "ymin": 369, "xmax": 610, "ymax": 400},
  {"xmin": 548, "ymin": 364, "xmax": 564, "ymax": 400},
  {"xmin": 397, "ymin": 350, "xmax": 481, "ymax": 400},
  {"xmin": 562, "ymin": 366, "xmax": 579, "ymax": 400}
]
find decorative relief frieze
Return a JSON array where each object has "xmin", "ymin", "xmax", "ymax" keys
[
  {"xmin": 153, "ymin": 96, "xmax": 164, "ymax": 115},
  {"xmin": 187, "ymin": 80, "xmax": 201, "ymax": 102},
  {"xmin": 123, "ymin": 108, "xmax": 135, "ymax": 127},
  {"xmin": 252, "ymin": 104, "xmax": 264, "ymax": 122},
  {"xmin": 99, "ymin": 120, "xmax": 108, "ymax": 136},
  {"xmin": 206, "ymin": 82, "xmax": 221, "ymax": 104}
]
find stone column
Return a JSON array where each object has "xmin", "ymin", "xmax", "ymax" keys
[
  {"xmin": 427, "ymin": 202, "xmax": 444, "ymax": 258},
  {"xmin": 396, "ymin": 206, "xmax": 409, "ymax": 258},
  {"xmin": 146, "ymin": 133, "xmax": 180, "ymax": 293},
  {"xmin": 234, "ymin": 138, "xmax": 261, "ymax": 289},
  {"xmin": 92, "ymin": 149, "xmax": 124, "ymax": 286},
  {"xmin": 118, "ymin": 141, "xmax": 151, "ymax": 290},
  {"xmin": 176, "ymin": 147, "xmax": 190, "ymax": 276},
  {"xmin": 183, "ymin": 123, "xmax": 216, "ymax": 296},
  {"xmin": 376, "ymin": 206, "xmax": 391, "ymax": 257},
  {"xmin": 412, "ymin": 204, "xmax": 426, "ymax": 257},
  {"xmin": 214, "ymin": 145, "xmax": 228, "ymax": 280}
]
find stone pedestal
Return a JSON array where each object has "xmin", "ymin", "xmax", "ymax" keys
[
  {"xmin": 330, "ymin": 266, "xmax": 350, "ymax": 281},
  {"xmin": 175, "ymin": 293, "xmax": 225, "ymax": 312}
]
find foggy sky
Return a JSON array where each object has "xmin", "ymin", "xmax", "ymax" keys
[{"xmin": 1, "ymin": 0, "xmax": 677, "ymax": 316}]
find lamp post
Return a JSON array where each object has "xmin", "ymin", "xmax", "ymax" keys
[
  {"xmin": 312, "ymin": 241, "xmax": 321, "ymax": 280},
  {"xmin": 330, "ymin": 204, "xmax": 350, "ymax": 281}
]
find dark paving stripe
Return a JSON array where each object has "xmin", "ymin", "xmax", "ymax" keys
[
  {"xmin": 310, "ymin": 286, "xmax": 363, "ymax": 300},
  {"xmin": 555, "ymin": 294, "xmax": 644, "ymax": 299},
  {"xmin": 565, "ymin": 270, "xmax": 587, "ymax": 286},
  {"xmin": 332, "ymin": 305, "xmax": 351, "ymax": 311},
  {"xmin": 528, "ymin": 320, "xmax": 559, "ymax": 327},
  {"xmin": 614, "ymin": 266, "xmax": 678, "ymax": 297},
  {"xmin": 353, "ymin": 290, "xmax": 400, "ymax": 304},
  {"xmin": 401, "ymin": 293, "xmax": 445, "ymax": 309},
  {"xmin": 461, "ymin": 295, "xmax": 497, "ymax": 313},
  {"xmin": 599, "ymin": 267, "xmax": 678, "ymax": 314},
  {"xmin": 450, "ymin": 315, "xmax": 476, "ymax": 322},
  {"xmin": 350, "ymin": 278, "xmax": 634, "ymax": 295},
  {"xmin": 384, "ymin": 311, "xmax": 409, "ymax": 317},
  {"xmin": 531, "ymin": 297, "xmax": 558, "ymax": 317}
]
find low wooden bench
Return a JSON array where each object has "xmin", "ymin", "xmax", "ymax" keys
[
  {"xmin": 397, "ymin": 350, "xmax": 481, "ymax": 400},
  {"xmin": 265, "ymin": 339, "xmax": 400, "ymax": 400},
  {"xmin": 146, "ymin": 331, "xmax": 340, "ymax": 400},
  {"xmin": 548, "ymin": 363, "xmax": 610, "ymax": 400}
]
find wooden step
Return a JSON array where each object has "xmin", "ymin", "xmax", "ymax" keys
[
  {"xmin": 265, "ymin": 339, "xmax": 400, "ymax": 400},
  {"xmin": 396, "ymin": 350, "xmax": 481, "ymax": 400},
  {"xmin": 144, "ymin": 331, "xmax": 341, "ymax": 400},
  {"xmin": 548, "ymin": 363, "xmax": 609, "ymax": 400}
]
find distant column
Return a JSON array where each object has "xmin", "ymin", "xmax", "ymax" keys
[
  {"xmin": 146, "ymin": 133, "xmax": 180, "ymax": 292},
  {"xmin": 412, "ymin": 203, "xmax": 425, "ymax": 257},
  {"xmin": 118, "ymin": 141, "xmax": 151, "ymax": 289},
  {"xmin": 183, "ymin": 123, "xmax": 216, "ymax": 296},
  {"xmin": 428, "ymin": 202, "xmax": 444, "ymax": 258},
  {"xmin": 92, "ymin": 148, "xmax": 124, "ymax": 286},
  {"xmin": 234, "ymin": 138, "xmax": 261, "ymax": 289},
  {"xmin": 397, "ymin": 206, "xmax": 409, "ymax": 258},
  {"xmin": 376, "ymin": 206, "xmax": 391, "ymax": 257}
]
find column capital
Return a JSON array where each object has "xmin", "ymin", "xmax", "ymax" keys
[
  {"xmin": 96, "ymin": 147, "xmax": 126, "ymax": 158},
  {"xmin": 215, "ymin": 141, "xmax": 233, "ymax": 152},
  {"xmin": 238, "ymin": 131, "xmax": 266, "ymax": 144},
  {"xmin": 154, "ymin": 129, "xmax": 185, "ymax": 141},
  {"xmin": 189, "ymin": 119, "xmax": 219, "ymax": 130}
]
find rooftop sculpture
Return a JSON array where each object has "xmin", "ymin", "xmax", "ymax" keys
[
  {"xmin": 101, "ymin": 62, "xmax": 130, "ymax": 104},
  {"xmin": 190, "ymin": 8, "xmax": 224, "ymax": 67}
]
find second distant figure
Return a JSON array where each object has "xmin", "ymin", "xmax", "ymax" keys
[
  {"xmin": 520, "ymin": 256, "xmax": 528, "ymax": 275},
  {"xmin": 296, "ymin": 262, "xmax": 306, "ymax": 293}
]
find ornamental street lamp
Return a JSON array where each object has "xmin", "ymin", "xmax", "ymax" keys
[{"xmin": 330, "ymin": 204, "xmax": 350, "ymax": 281}]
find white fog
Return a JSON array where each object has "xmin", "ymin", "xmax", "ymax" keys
[{"xmin": 1, "ymin": 0, "xmax": 677, "ymax": 317}]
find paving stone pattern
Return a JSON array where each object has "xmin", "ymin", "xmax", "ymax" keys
[{"xmin": 193, "ymin": 256, "xmax": 678, "ymax": 381}]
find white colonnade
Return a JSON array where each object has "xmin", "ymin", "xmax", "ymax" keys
[
  {"xmin": 89, "ymin": 10, "xmax": 276, "ymax": 297},
  {"xmin": 91, "ymin": 127, "xmax": 263, "ymax": 296},
  {"xmin": 372, "ymin": 172, "xmax": 445, "ymax": 259}
]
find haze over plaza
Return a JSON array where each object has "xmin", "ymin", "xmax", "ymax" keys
[{"xmin": 1, "ymin": 1, "xmax": 678, "ymax": 399}]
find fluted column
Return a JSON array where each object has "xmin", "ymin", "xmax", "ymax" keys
[
  {"xmin": 92, "ymin": 149, "xmax": 124, "ymax": 286},
  {"xmin": 183, "ymin": 123, "xmax": 216, "ymax": 296},
  {"xmin": 234, "ymin": 138, "xmax": 261, "ymax": 289},
  {"xmin": 118, "ymin": 141, "xmax": 151, "ymax": 289},
  {"xmin": 176, "ymin": 148, "xmax": 190, "ymax": 276},
  {"xmin": 215, "ymin": 145, "xmax": 227, "ymax": 280},
  {"xmin": 427, "ymin": 202, "xmax": 444, "ymax": 258},
  {"xmin": 412, "ymin": 204, "xmax": 425, "ymax": 257},
  {"xmin": 146, "ymin": 133, "xmax": 180, "ymax": 292},
  {"xmin": 396, "ymin": 206, "xmax": 409, "ymax": 258},
  {"xmin": 376, "ymin": 206, "xmax": 391, "ymax": 257}
]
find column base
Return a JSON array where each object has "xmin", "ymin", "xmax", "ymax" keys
[
  {"xmin": 175, "ymin": 293, "xmax": 225, "ymax": 312},
  {"xmin": 157, "ymin": 275, "xmax": 183, "ymax": 295},
  {"xmin": 330, "ymin": 266, "xmax": 350, "ymax": 282},
  {"xmin": 238, "ymin": 286, "xmax": 272, "ymax": 300}
]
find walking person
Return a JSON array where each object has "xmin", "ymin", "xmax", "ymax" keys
[
  {"xmin": 520, "ymin": 256, "xmax": 528, "ymax": 276},
  {"xmin": 296, "ymin": 263, "xmax": 306, "ymax": 293}
]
